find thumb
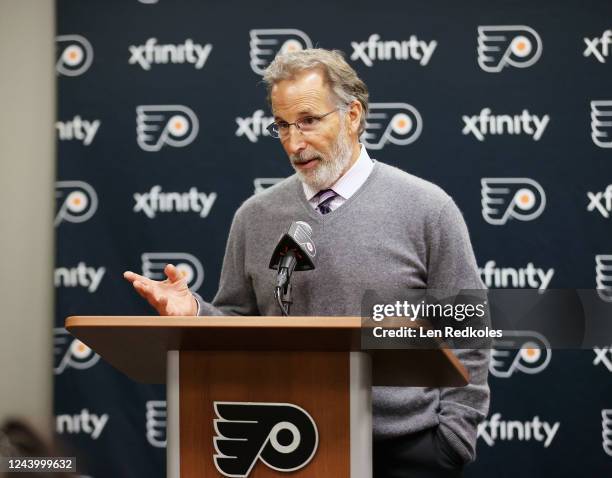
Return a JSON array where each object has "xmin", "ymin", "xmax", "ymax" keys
[{"xmin": 165, "ymin": 263, "xmax": 186, "ymax": 283}]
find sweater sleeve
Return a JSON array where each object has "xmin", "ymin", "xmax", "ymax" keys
[
  {"xmin": 194, "ymin": 206, "xmax": 260, "ymax": 317},
  {"xmin": 426, "ymin": 197, "xmax": 490, "ymax": 464}
]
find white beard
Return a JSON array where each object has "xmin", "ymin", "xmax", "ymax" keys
[{"xmin": 290, "ymin": 122, "xmax": 354, "ymax": 191}]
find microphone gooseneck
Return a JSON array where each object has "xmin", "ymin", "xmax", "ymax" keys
[{"xmin": 269, "ymin": 222, "xmax": 316, "ymax": 316}]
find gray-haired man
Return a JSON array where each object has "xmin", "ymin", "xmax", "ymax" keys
[{"xmin": 125, "ymin": 48, "xmax": 489, "ymax": 477}]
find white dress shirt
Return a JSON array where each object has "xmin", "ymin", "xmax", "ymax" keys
[{"xmin": 302, "ymin": 144, "xmax": 375, "ymax": 212}]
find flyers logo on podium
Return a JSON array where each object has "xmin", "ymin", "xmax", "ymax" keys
[
  {"xmin": 136, "ymin": 105, "xmax": 199, "ymax": 152},
  {"xmin": 249, "ymin": 29, "xmax": 313, "ymax": 76},
  {"xmin": 55, "ymin": 180, "xmax": 98, "ymax": 227},
  {"xmin": 481, "ymin": 178, "xmax": 546, "ymax": 225},
  {"xmin": 141, "ymin": 252, "xmax": 204, "ymax": 292},
  {"xmin": 53, "ymin": 328, "xmax": 100, "ymax": 375},
  {"xmin": 56, "ymin": 34, "xmax": 94, "ymax": 77},
  {"xmin": 489, "ymin": 331, "xmax": 551, "ymax": 378},
  {"xmin": 213, "ymin": 402, "xmax": 318, "ymax": 477},
  {"xmin": 477, "ymin": 25, "xmax": 542, "ymax": 73},
  {"xmin": 362, "ymin": 103, "xmax": 422, "ymax": 150}
]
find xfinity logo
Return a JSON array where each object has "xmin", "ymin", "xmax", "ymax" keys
[
  {"xmin": 214, "ymin": 402, "xmax": 318, "ymax": 477},
  {"xmin": 584, "ymin": 30, "xmax": 612, "ymax": 63},
  {"xmin": 462, "ymin": 108, "xmax": 549, "ymax": 141},
  {"xmin": 56, "ymin": 116, "xmax": 100, "ymax": 146},
  {"xmin": 55, "ymin": 262, "xmax": 106, "ymax": 293},
  {"xmin": 593, "ymin": 346, "xmax": 612, "ymax": 372},
  {"xmin": 479, "ymin": 261, "xmax": 554, "ymax": 291},
  {"xmin": 478, "ymin": 413, "xmax": 560, "ymax": 448},
  {"xmin": 128, "ymin": 38, "xmax": 213, "ymax": 70},
  {"xmin": 587, "ymin": 185, "xmax": 612, "ymax": 218},
  {"xmin": 133, "ymin": 185, "xmax": 217, "ymax": 219},
  {"xmin": 56, "ymin": 409, "xmax": 109, "ymax": 440},
  {"xmin": 235, "ymin": 110, "xmax": 275, "ymax": 142},
  {"xmin": 350, "ymin": 34, "xmax": 437, "ymax": 67}
]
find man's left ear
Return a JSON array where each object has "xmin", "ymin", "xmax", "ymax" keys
[{"xmin": 346, "ymin": 100, "xmax": 363, "ymax": 135}]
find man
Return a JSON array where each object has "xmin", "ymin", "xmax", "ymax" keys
[{"xmin": 124, "ymin": 49, "xmax": 489, "ymax": 477}]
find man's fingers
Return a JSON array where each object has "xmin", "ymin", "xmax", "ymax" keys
[
  {"xmin": 134, "ymin": 281, "xmax": 159, "ymax": 303},
  {"xmin": 133, "ymin": 280, "xmax": 156, "ymax": 301},
  {"xmin": 130, "ymin": 273, "xmax": 177, "ymax": 316},
  {"xmin": 165, "ymin": 264, "xmax": 185, "ymax": 283},
  {"xmin": 124, "ymin": 271, "xmax": 150, "ymax": 284},
  {"xmin": 132, "ymin": 281, "xmax": 149, "ymax": 300}
]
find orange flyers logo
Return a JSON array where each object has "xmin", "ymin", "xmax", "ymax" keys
[
  {"xmin": 362, "ymin": 103, "xmax": 422, "ymax": 150},
  {"xmin": 477, "ymin": 26, "xmax": 542, "ymax": 73},
  {"xmin": 55, "ymin": 180, "xmax": 98, "ymax": 227},
  {"xmin": 481, "ymin": 178, "xmax": 546, "ymax": 225},
  {"xmin": 56, "ymin": 35, "xmax": 93, "ymax": 77}
]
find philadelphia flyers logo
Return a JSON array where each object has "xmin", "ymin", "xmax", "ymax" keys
[
  {"xmin": 477, "ymin": 25, "xmax": 542, "ymax": 73},
  {"xmin": 489, "ymin": 331, "xmax": 551, "ymax": 378},
  {"xmin": 213, "ymin": 402, "xmax": 318, "ymax": 477}
]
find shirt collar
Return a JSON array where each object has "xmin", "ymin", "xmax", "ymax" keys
[{"xmin": 303, "ymin": 144, "xmax": 374, "ymax": 201}]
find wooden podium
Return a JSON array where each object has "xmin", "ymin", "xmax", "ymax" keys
[{"xmin": 66, "ymin": 316, "xmax": 468, "ymax": 478}]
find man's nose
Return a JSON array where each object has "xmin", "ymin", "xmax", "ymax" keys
[{"xmin": 283, "ymin": 126, "xmax": 307, "ymax": 155}]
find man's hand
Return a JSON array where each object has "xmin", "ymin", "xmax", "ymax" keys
[{"xmin": 123, "ymin": 264, "xmax": 198, "ymax": 316}]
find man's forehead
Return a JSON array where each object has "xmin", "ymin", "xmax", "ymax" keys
[{"xmin": 270, "ymin": 69, "xmax": 334, "ymax": 116}]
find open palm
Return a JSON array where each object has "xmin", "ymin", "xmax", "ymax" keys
[{"xmin": 123, "ymin": 263, "xmax": 198, "ymax": 316}]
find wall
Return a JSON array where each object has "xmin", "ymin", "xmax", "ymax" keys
[{"xmin": 0, "ymin": 0, "xmax": 55, "ymax": 433}]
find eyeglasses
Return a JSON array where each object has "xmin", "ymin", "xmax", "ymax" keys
[{"xmin": 266, "ymin": 109, "xmax": 339, "ymax": 139}]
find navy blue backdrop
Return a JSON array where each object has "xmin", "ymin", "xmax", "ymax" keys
[{"xmin": 53, "ymin": 0, "xmax": 612, "ymax": 476}]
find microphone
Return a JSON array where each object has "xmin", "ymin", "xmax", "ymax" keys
[{"xmin": 269, "ymin": 221, "xmax": 316, "ymax": 315}]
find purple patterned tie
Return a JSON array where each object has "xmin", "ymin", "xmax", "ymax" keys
[{"xmin": 315, "ymin": 189, "xmax": 338, "ymax": 215}]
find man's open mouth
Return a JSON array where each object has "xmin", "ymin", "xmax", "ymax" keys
[{"xmin": 293, "ymin": 157, "xmax": 320, "ymax": 169}]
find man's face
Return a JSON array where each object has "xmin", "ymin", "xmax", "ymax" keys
[{"xmin": 270, "ymin": 69, "xmax": 356, "ymax": 190}]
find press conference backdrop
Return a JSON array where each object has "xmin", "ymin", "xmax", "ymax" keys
[{"xmin": 54, "ymin": 0, "xmax": 611, "ymax": 476}]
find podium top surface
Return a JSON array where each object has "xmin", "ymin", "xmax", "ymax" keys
[{"xmin": 65, "ymin": 316, "xmax": 468, "ymax": 386}]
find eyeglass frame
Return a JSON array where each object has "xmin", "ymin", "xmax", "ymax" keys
[{"xmin": 266, "ymin": 108, "xmax": 343, "ymax": 139}]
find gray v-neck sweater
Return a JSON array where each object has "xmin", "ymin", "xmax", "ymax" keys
[{"xmin": 197, "ymin": 161, "xmax": 489, "ymax": 463}]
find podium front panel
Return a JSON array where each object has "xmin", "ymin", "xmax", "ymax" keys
[{"xmin": 178, "ymin": 351, "xmax": 355, "ymax": 477}]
